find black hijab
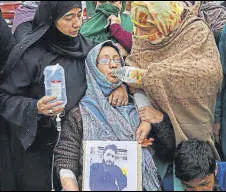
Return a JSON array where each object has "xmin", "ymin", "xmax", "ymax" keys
[
  {"xmin": 2, "ymin": 1, "xmax": 93, "ymax": 113},
  {"xmin": 3, "ymin": 1, "xmax": 93, "ymax": 82}
]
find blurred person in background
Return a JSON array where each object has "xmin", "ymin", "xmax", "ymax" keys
[
  {"xmin": 81, "ymin": 1, "xmax": 133, "ymax": 54},
  {"xmin": 12, "ymin": 1, "xmax": 39, "ymax": 42},
  {"xmin": 0, "ymin": 8, "xmax": 16, "ymax": 191}
]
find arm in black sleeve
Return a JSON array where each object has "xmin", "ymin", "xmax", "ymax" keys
[
  {"xmin": 150, "ymin": 113, "xmax": 176, "ymax": 163},
  {"xmin": 0, "ymin": 59, "xmax": 38, "ymax": 150},
  {"xmin": 54, "ymin": 107, "xmax": 83, "ymax": 182}
]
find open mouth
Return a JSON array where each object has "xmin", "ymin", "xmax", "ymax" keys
[{"xmin": 71, "ymin": 31, "xmax": 78, "ymax": 35}]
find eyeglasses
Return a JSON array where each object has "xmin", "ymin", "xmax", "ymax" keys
[{"xmin": 99, "ymin": 58, "xmax": 122, "ymax": 65}]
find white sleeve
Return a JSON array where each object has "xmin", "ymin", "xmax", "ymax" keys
[
  {"xmin": 134, "ymin": 90, "xmax": 152, "ymax": 109},
  {"xmin": 59, "ymin": 169, "xmax": 77, "ymax": 181}
]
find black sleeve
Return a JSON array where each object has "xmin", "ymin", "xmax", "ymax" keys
[
  {"xmin": 150, "ymin": 113, "xmax": 176, "ymax": 163},
  {"xmin": 0, "ymin": 10, "xmax": 15, "ymax": 71},
  {"xmin": 14, "ymin": 21, "xmax": 33, "ymax": 43},
  {"xmin": 0, "ymin": 58, "xmax": 38, "ymax": 150},
  {"xmin": 54, "ymin": 107, "xmax": 83, "ymax": 179}
]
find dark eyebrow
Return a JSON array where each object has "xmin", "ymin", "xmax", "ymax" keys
[
  {"xmin": 183, "ymin": 183, "xmax": 195, "ymax": 189},
  {"xmin": 101, "ymin": 54, "xmax": 110, "ymax": 57},
  {"xmin": 64, "ymin": 10, "xmax": 82, "ymax": 17},
  {"xmin": 183, "ymin": 180, "xmax": 210, "ymax": 189},
  {"xmin": 199, "ymin": 181, "xmax": 211, "ymax": 186}
]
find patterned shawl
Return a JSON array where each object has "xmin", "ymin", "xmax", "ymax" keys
[
  {"xmin": 185, "ymin": 1, "xmax": 226, "ymax": 31},
  {"xmin": 198, "ymin": 1, "xmax": 226, "ymax": 31},
  {"xmin": 79, "ymin": 41, "xmax": 160, "ymax": 191},
  {"xmin": 131, "ymin": 1, "xmax": 184, "ymax": 44},
  {"xmin": 126, "ymin": 12, "xmax": 223, "ymax": 157}
]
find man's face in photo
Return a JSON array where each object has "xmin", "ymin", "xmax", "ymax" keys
[{"xmin": 103, "ymin": 149, "xmax": 116, "ymax": 167}]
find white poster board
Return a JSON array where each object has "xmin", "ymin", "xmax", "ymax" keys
[{"xmin": 82, "ymin": 141, "xmax": 142, "ymax": 191}]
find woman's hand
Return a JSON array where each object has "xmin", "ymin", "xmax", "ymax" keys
[
  {"xmin": 61, "ymin": 177, "xmax": 79, "ymax": 191},
  {"xmin": 108, "ymin": 15, "xmax": 121, "ymax": 25},
  {"xmin": 127, "ymin": 83, "xmax": 143, "ymax": 89},
  {"xmin": 109, "ymin": 85, "xmax": 129, "ymax": 107},
  {"xmin": 37, "ymin": 96, "xmax": 64, "ymax": 116},
  {"xmin": 139, "ymin": 106, "xmax": 164, "ymax": 124},
  {"xmin": 136, "ymin": 121, "xmax": 154, "ymax": 147}
]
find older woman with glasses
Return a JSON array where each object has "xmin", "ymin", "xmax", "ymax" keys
[{"xmin": 54, "ymin": 41, "xmax": 168, "ymax": 191}]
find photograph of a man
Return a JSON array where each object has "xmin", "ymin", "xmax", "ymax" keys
[{"xmin": 89, "ymin": 144, "xmax": 127, "ymax": 191}]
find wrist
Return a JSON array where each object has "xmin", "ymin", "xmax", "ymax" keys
[{"xmin": 151, "ymin": 112, "xmax": 164, "ymax": 124}]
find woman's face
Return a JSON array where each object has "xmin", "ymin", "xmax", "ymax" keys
[
  {"xmin": 56, "ymin": 8, "xmax": 82, "ymax": 37},
  {"xmin": 97, "ymin": 46, "xmax": 122, "ymax": 84}
]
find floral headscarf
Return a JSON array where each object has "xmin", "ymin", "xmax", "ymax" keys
[{"xmin": 131, "ymin": 1, "xmax": 185, "ymax": 44}]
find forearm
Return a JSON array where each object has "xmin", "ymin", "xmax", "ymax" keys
[
  {"xmin": 55, "ymin": 107, "xmax": 83, "ymax": 180},
  {"xmin": 110, "ymin": 24, "xmax": 132, "ymax": 52},
  {"xmin": 134, "ymin": 90, "xmax": 152, "ymax": 109},
  {"xmin": 60, "ymin": 169, "xmax": 79, "ymax": 191}
]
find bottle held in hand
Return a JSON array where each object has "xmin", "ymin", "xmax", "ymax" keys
[
  {"xmin": 112, "ymin": 66, "xmax": 145, "ymax": 85},
  {"xmin": 44, "ymin": 64, "xmax": 67, "ymax": 107}
]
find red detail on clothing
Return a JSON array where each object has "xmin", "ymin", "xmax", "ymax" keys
[{"xmin": 110, "ymin": 24, "xmax": 132, "ymax": 52}]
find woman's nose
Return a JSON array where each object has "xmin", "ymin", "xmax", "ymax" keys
[
  {"xmin": 72, "ymin": 17, "xmax": 82, "ymax": 28},
  {"xmin": 109, "ymin": 61, "xmax": 118, "ymax": 68}
]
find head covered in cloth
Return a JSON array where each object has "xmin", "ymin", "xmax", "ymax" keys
[
  {"xmin": 4, "ymin": 1, "xmax": 92, "ymax": 79},
  {"xmin": 131, "ymin": 1, "xmax": 185, "ymax": 44}
]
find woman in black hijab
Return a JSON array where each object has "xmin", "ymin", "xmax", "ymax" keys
[{"xmin": 0, "ymin": 1, "xmax": 93, "ymax": 191}]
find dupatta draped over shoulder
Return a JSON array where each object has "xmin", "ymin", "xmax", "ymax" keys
[{"xmin": 127, "ymin": 2, "xmax": 223, "ymax": 154}]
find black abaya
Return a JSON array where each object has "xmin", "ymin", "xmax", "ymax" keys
[{"xmin": 0, "ymin": 2, "xmax": 93, "ymax": 190}]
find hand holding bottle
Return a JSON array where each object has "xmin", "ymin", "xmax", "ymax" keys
[{"xmin": 37, "ymin": 96, "xmax": 64, "ymax": 116}]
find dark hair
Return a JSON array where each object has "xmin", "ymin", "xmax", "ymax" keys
[
  {"xmin": 104, "ymin": 144, "xmax": 118, "ymax": 154},
  {"xmin": 175, "ymin": 139, "xmax": 217, "ymax": 182}
]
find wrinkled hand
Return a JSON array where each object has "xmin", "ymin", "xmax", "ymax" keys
[
  {"xmin": 108, "ymin": 15, "xmax": 121, "ymax": 25},
  {"xmin": 139, "ymin": 106, "xmax": 163, "ymax": 124},
  {"xmin": 61, "ymin": 177, "xmax": 79, "ymax": 191},
  {"xmin": 136, "ymin": 121, "xmax": 154, "ymax": 147},
  {"xmin": 109, "ymin": 85, "xmax": 129, "ymax": 107},
  {"xmin": 37, "ymin": 96, "xmax": 64, "ymax": 117},
  {"xmin": 213, "ymin": 123, "xmax": 221, "ymax": 144}
]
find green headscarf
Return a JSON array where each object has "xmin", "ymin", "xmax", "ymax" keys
[{"xmin": 81, "ymin": 3, "xmax": 133, "ymax": 44}]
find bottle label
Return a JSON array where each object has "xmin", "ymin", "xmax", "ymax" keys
[
  {"xmin": 51, "ymin": 80, "xmax": 62, "ymax": 99},
  {"xmin": 112, "ymin": 67, "xmax": 145, "ymax": 84}
]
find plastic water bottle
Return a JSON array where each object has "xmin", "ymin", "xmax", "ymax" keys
[
  {"xmin": 112, "ymin": 66, "xmax": 145, "ymax": 85},
  {"xmin": 44, "ymin": 64, "xmax": 67, "ymax": 107}
]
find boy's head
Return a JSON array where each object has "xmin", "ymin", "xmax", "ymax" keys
[{"xmin": 175, "ymin": 139, "xmax": 217, "ymax": 191}]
